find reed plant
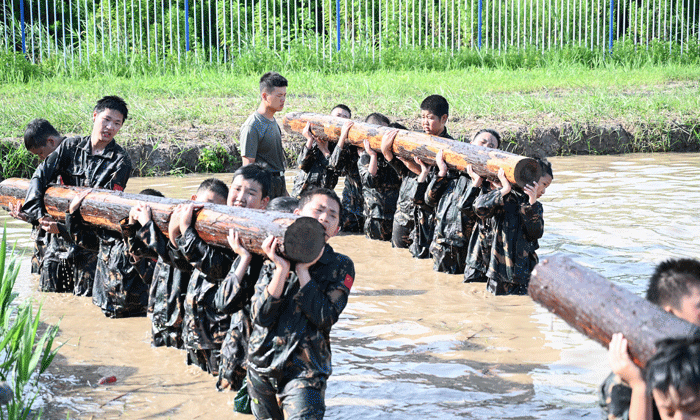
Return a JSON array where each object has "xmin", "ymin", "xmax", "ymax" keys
[{"xmin": 0, "ymin": 227, "xmax": 61, "ymax": 419}]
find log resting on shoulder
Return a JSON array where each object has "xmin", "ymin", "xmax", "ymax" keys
[
  {"xmin": 282, "ymin": 111, "xmax": 542, "ymax": 188},
  {"xmin": 529, "ymin": 254, "xmax": 700, "ymax": 367},
  {"xmin": 0, "ymin": 178, "xmax": 325, "ymax": 263}
]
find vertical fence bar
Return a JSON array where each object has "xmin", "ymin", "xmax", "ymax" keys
[
  {"xmin": 609, "ymin": 0, "xmax": 613, "ymax": 54},
  {"xmin": 478, "ymin": 0, "xmax": 482, "ymax": 49},
  {"xmin": 2, "ymin": 0, "xmax": 6, "ymax": 54},
  {"xmin": 19, "ymin": 0, "xmax": 26, "ymax": 55},
  {"xmin": 30, "ymin": 0, "xmax": 36, "ymax": 62},
  {"xmin": 69, "ymin": 0, "xmax": 74, "ymax": 65},
  {"xmin": 62, "ymin": 0, "xmax": 66, "ymax": 68}
]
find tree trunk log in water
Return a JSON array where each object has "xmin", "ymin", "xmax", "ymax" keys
[
  {"xmin": 282, "ymin": 111, "xmax": 542, "ymax": 188},
  {"xmin": 529, "ymin": 254, "xmax": 700, "ymax": 367},
  {"xmin": 0, "ymin": 178, "xmax": 325, "ymax": 263}
]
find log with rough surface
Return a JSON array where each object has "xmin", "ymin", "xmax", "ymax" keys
[
  {"xmin": 0, "ymin": 178, "xmax": 325, "ymax": 263},
  {"xmin": 529, "ymin": 254, "xmax": 700, "ymax": 367},
  {"xmin": 282, "ymin": 111, "xmax": 542, "ymax": 188}
]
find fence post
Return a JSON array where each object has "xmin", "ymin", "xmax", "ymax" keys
[
  {"xmin": 478, "ymin": 0, "xmax": 482, "ymax": 50},
  {"xmin": 185, "ymin": 0, "xmax": 190, "ymax": 51},
  {"xmin": 337, "ymin": 0, "xmax": 341, "ymax": 51},
  {"xmin": 20, "ymin": 0, "xmax": 26, "ymax": 54},
  {"xmin": 609, "ymin": 0, "xmax": 614, "ymax": 54}
]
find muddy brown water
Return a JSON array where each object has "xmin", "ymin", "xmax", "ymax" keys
[{"xmin": 2, "ymin": 153, "xmax": 700, "ymax": 419}]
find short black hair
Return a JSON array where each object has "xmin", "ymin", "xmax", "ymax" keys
[
  {"xmin": 298, "ymin": 187, "xmax": 342, "ymax": 220},
  {"xmin": 473, "ymin": 128, "xmax": 502, "ymax": 149},
  {"xmin": 389, "ymin": 122, "xmax": 408, "ymax": 130},
  {"xmin": 645, "ymin": 336, "xmax": 700, "ymax": 397},
  {"xmin": 197, "ymin": 178, "xmax": 229, "ymax": 201},
  {"xmin": 24, "ymin": 118, "xmax": 61, "ymax": 150},
  {"xmin": 646, "ymin": 259, "xmax": 700, "ymax": 310},
  {"xmin": 365, "ymin": 113, "xmax": 390, "ymax": 127},
  {"xmin": 537, "ymin": 158, "xmax": 553, "ymax": 179},
  {"xmin": 267, "ymin": 196, "xmax": 299, "ymax": 213},
  {"xmin": 232, "ymin": 163, "xmax": 272, "ymax": 199},
  {"xmin": 95, "ymin": 95, "xmax": 129, "ymax": 122},
  {"xmin": 259, "ymin": 71, "xmax": 288, "ymax": 93},
  {"xmin": 138, "ymin": 188, "xmax": 164, "ymax": 198},
  {"xmin": 420, "ymin": 94, "xmax": 449, "ymax": 118},
  {"xmin": 331, "ymin": 104, "xmax": 352, "ymax": 118}
]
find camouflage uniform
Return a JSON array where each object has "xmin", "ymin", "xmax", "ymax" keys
[
  {"xmin": 388, "ymin": 159, "xmax": 416, "ymax": 249},
  {"xmin": 425, "ymin": 173, "xmax": 480, "ymax": 274},
  {"xmin": 598, "ymin": 372, "xmax": 661, "ymax": 420},
  {"xmin": 214, "ymin": 254, "xmax": 265, "ymax": 391},
  {"xmin": 472, "ymin": 188, "xmax": 544, "ymax": 295},
  {"xmin": 358, "ymin": 153, "xmax": 401, "ymax": 241},
  {"xmin": 463, "ymin": 185, "xmax": 496, "ymax": 283},
  {"xmin": 291, "ymin": 144, "xmax": 339, "ymax": 198},
  {"xmin": 328, "ymin": 144, "xmax": 364, "ymax": 233},
  {"xmin": 34, "ymin": 226, "xmax": 76, "ymax": 293},
  {"xmin": 247, "ymin": 244, "xmax": 354, "ymax": 420},
  {"xmin": 22, "ymin": 135, "xmax": 132, "ymax": 296},
  {"xmin": 135, "ymin": 220, "xmax": 193, "ymax": 349},
  {"xmin": 177, "ymin": 226, "xmax": 236, "ymax": 374}
]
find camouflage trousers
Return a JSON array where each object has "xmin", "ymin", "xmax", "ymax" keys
[
  {"xmin": 73, "ymin": 248, "xmax": 97, "ymax": 297},
  {"xmin": 340, "ymin": 211, "xmax": 364, "ymax": 233},
  {"xmin": 391, "ymin": 219, "xmax": 414, "ymax": 249},
  {"xmin": 486, "ymin": 278, "xmax": 528, "ymax": 296},
  {"xmin": 247, "ymin": 369, "xmax": 326, "ymax": 420},
  {"xmin": 151, "ymin": 324, "xmax": 183, "ymax": 349},
  {"xmin": 364, "ymin": 218, "xmax": 393, "ymax": 241},
  {"xmin": 599, "ymin": 372, "xmax": 633, "ymax": 420},
  {"xmin": 429, "ymin": 242, "xmax": 467, "ymax": 275},
  {"xmin": 216, "ymin": 320, "xmax": 251, "ymax": 392},
  {"xmin": 186, "ymin": 348, "xmax": 220, "ymax": 376}
]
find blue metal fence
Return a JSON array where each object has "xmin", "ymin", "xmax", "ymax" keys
[{"xmin": 1, "ymin": 0, "xmax": 698, "ymax": 67}]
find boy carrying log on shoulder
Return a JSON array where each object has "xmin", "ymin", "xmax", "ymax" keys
[{"xmin": 246, "ymin": 187, "xmax": 354, "ymax": 419}]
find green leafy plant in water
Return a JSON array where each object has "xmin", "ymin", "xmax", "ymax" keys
[
  {"xmin": 0, "ymin": 144, "xmax": 37, "ymax": 181},
  {"xmin": 197, "ymin": 144, "xmax": 228, "ymax": 173},
  {"xmin": 0, "ymin": 226, "xmax": 62, "ymax": 419}
]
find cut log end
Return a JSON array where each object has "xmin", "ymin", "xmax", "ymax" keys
[
  {"xmin": 513, "ymin": 159, "xmax": 543, "ymax": 188},
  {"xmin": 282, "ymin": 216, "xmax": 326, "ymax": 263}
]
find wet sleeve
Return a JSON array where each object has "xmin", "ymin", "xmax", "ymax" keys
[
  {"xmin": 473, "ymin": 189, "xmax": 504, "ymax": 219},
  {"xmin": 21, "ymin": 142, "xmax": 68, "ymax": 222},
  {"xmin": 239, "ymin": 121, "xmax": 260, "ymax": 160},
  {"xmin": 215, "ymin": 254, "xmax": 265, "ymax": 314},
  {"xmin": 520, "ymin": 201, "xmax": 544, "ymax": 241},
  {"xmin": 65, "ymin": 209, "xmax": 100, "ymax": 251},
  {"xmin": 358, "ymin": 153, "xmax": 376, "ymax": 188},
  {"xmin": 294, "ymin": 255, "xmax": 355, "ymax": 331},
  {"xmin": 121, "ymin": 218, "xmax": 158, "ymax": 259},
  {"xmin": 297, "ymin": 146, "xmax": 316, "ymax": 171},
  {"xmin": 387, "ymin": 158, "xmax": 409, "ymax": 178},
  {"xmin": 106, "ymin": 154, "xmax": 132, "ymax": 192},
  {"xmin": 250, "ymin": 263, "xmax": 285, "ymax": 328},
  {"xmin": 424, "ymin": 175, "xmax": 449, "ymax": 208},
  {"xmin": 327, "ymin": 143, "xmax": 348, "ymax": 171},
  {"xmin": 177, "ymin": 226, "xmax": 235, "ymax": 281},
  {"xmin": 455, "ymin": 179, "xmax": 480, "ymax": 213}
]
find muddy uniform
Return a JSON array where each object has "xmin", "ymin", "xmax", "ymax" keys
[
  {"xmin": 473, "ymin": 188, "xmax": 544, "ymax": 295},
  {"xmin": 291, "ymin": 143, "xmax": 338, "ymax": 197},
  {"xmin": 388, "ymin": 159, "xmax": 417, "ymax": 249},
  {"xmin": 358, "ymin": 153, "xmax": 401, "ymax": 241},
  {"xmin": 425, "ymin": 173, "xmax": 480, "ymax": 274},
  {"xmin": 247, "ymin": 244, "xmax": 354, "ymax": 420},
  {"xmin": 464, "ymin": 185, "xmax": 496, "ymax": 283},
  {"xmin": 598, "ymin": 372, "xmax": 661, "ymax": 420},
  {"xmin": 328, "ymin": 144, "xmax": 364, "ymax": 232},
  {"xmin": 22, "ymin": 135, "xmax": 132, "ymax": 296},
  {"xmin": 239, "ymin": 111, "xmax": 287, "ymax": 199},
  {"xmin": 214, "ymin": 254, "xmax": 265, "ymax": 391},
  {"xmin": 133, "ymin": 220, "xmax": 193, "ymax": 348},
  {"xmin": 177, "ymin": 226, "xmax": 235, "ymax": 374}
]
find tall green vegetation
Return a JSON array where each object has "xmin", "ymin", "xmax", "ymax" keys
[{"xmin": 0, "ymin": 227, "xmax": 61, "ymax": 419}]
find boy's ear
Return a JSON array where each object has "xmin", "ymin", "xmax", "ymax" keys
[
  {"xmin": 440, "ymin": 114, "xmax": 448, "ymax": 125},
  {"xmin": 261, "ymin": 196, "xmax": 270, "ymax": 209},
  {"xmin": 190, "ymin": 194, "xmax": 197, "ymax": 201},
  {"xmin": 293, "ymin": 208, "xmax": 301, "ymax": 216}
]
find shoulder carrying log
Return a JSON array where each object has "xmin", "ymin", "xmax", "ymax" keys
[
  {"xmin": 282, "ymin": 111, "xmax": 542, "ymax": 188},
  {"xmin": 529, "ymin": 254, "xmax": 700, "ymax": 367},
  {"xmin": 0, "ymin": 178, "xmax": 325, "ymax": 263}
]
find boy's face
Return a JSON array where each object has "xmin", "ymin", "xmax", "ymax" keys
[
  {"xmin": 471, "ymin": 132, "xmax": 499, "ymax": 149},
  {"xmin": 421, "ymin": 110, "xmax": 448, "ymax": 136},
  {"xmin": 331, "ymin": 107, "xmax": 351, "ymax": 119},
  {"xmin": 92, "ymin": 108, "xmax": 124, "ymax": 145},
  {"xmin": 262, "ymin": 86, "xmax": 286, "ymax": 113},
  {"xmin": 295, "ymin": 194, "xmax": 340, "ymax": 242},
  {"xmin": 667, "ymin": 284, "xmax": 700, "ymax": 327},
  {"xmin": 28, "ymin": 137, "xmax": 61, "ymax": 161},
  {"xmin": 536, "ymin": 174, "xmax": 553, "ymax": 198},
  {"xmin": 193, "ymin": 190, "xmax": 227, "ymax": 205},
  {"xmin": 652, "ymin": 385, "xmax": 700, "ymax": 420},
  {"xmin": 228, "ymin": 175, "xmax": 269, "ymax": 209}
]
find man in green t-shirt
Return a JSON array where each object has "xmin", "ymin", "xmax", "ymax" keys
[{"xmin": 239, "ymin": 72, "xmax": 289, "ymax": 198}]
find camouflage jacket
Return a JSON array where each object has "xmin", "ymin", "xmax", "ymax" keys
[
  {"xmin": 247, "ymin": 244, "xmax": 355, "ymax": 380},
  {"xmin": 464, "ymin": 185, "xmax": 496, "ymax": 279},
  {"xmin": 358, "ymin": 153, "xmax": 401, "ymax": 220},
  {"xmin": 132, "ymin": 220, "xmax": 193, "ymax": 333},
  {"xmin": 473, "ymin": 188, "xmax": 544, "ymax": 285},
  {"xmin": 388, "ymin": 159, "xmax": 418, "ymax": 227},
  {"xmin": 328, "ymin": 144, "xmax": 363, "ymax": 219},
  {"xmin": 291, "ymin": 144, "xmax": 339, "ymax": 197},
  {"xmin": 598, "ymin": 372, "xmax": 660, "ymax": 420},
  {"xmin": 177, "ymin": 226, "xmax": 235, "ymax": 350},
  {"xmin": 426, "ymin": 172, "xmax": 480, "ymax": 248}
]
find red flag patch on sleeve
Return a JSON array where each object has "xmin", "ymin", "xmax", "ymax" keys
[
  {"xmin": 112, "ymin": 184, "xmax": 124, "ymax": 192},
  {"xmin": 343, "ymin": 274, "xmax": 354, "ymax": 290}
]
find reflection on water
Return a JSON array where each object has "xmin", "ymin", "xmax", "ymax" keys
[{"xmin": 1, "ymin": 153, "xmax": 699, "ymax": 419}]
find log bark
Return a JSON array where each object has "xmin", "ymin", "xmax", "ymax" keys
[
  {"xmin": 282, "ymin": 111, "xmax": 542, "ymax": 188},
  {"xmin": 0, "ymin": 178, "xmax": 325, "ymax": 263},
  {"xmin": 529, "ymin": 254, "xmax": 700, "ymax": 367}
]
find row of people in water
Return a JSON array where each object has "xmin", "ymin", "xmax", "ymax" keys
[{"xmin": 290, "ymin": 95, "xmax": 553, "ymax": 296}]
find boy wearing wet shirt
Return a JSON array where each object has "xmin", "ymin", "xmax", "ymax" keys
[
  {"xmin": 174, "ymin": 167, "xmax": 271, "ymax": 375},
  {"xmin": 601, "ymin": 259, "xmax": 700, "ymax": 420},
  {"xmin": 213, "ymin": 165, "xmax": 273, "ymax": 391},
  {"xmin": 426, "ymin": 129, "xmax": 500, "ymax": 274},
  {"xmin": 327, "ymin": 106, "xmax": 364, "ymax": 233},
  {"xmin": 408, "ymin": 95, "xmax": 454, "ymax": 259},
  {"xmin": 240, "ymin": 72, "xmax": 288, "ymax": 199},
  {"xmin": 9, "ymin": 119, "xmax": 70, "ymax": 291},
  {"xmin": 21, "ymin": 96, "xmax": 132, "ymax": 296},
  {"xmin": 291, "ymin": 105, "xmax": 352, "ymax": 197},
  {"xmin": 472, "ymin": 159, "xmax": 553, "ymax": 295},
  {"xmin": 358, "ymin": 113, "xmax": 401, "ymax": 241},
  {"xmin": 247, "ymin": 187, "xmax": 354, "ymax": 420}
]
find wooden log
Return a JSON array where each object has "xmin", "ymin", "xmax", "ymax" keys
[
  {"xmin": 0, "ymin": 178, "xmax": 325, "ymax": 263},
  {"xmin": 529, "ymin": 254, "xmax": 700, "ymax": 367},
  {"xmin": 282, "ymin": 111, "xmax": 542, "ymax": 188}
]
